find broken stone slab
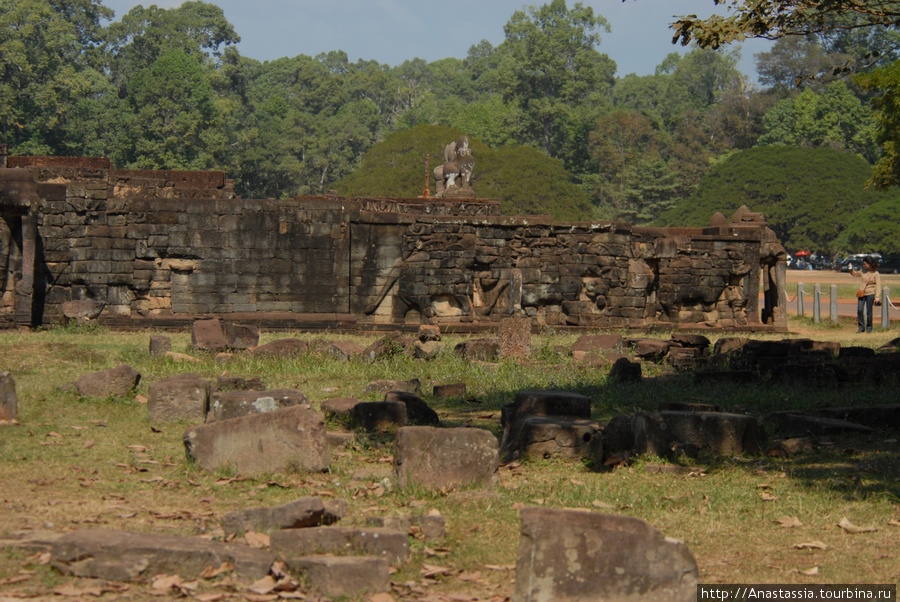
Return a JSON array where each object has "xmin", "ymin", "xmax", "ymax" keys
[
  {"xmin": 384, "ymin": 391, "xmax": 441, "ymax": 426},
  {"xmin": 454, "ymin": 338, "xmax": 500, "ymax": 362},
  {"xmin": 608, "ymin": 357, "xmax": 642, "ymax": 382},
  {"xmin": 207, "ymin": 389, "xmax": 309, "ymax": 422},
  {"xmin": 669, "ymin": 333, "xmax": 710, "ymax": 349},
  {"xmin": 0, "ymin": 529, "xmax": 64, "ymax": 554},
  {"xmin": 764, "ymin": 412, "xmax": 876, "ymax": 438},
  {"xmin": 61, "ymin": 299, "xmax": 104, "ymax": 323},
  {"xmin": 413, "ymin": 339, "xmax": 443, "ymax": 360},
  {"xmin": 284, "ymin": 555, "xmax": 389, "ymax": 597},
  {"xmin": 329, "ymin": 340, "xmax": 365, "ymax": 361},
  {"xmin": 246, "ymin": 339, "xmax": 310, "ymax": 358},
  {"xmin": 191, "ymin": 318, "xmax": 228, "ymax": 352},
  {"xmin": 183, "ymin": 404, "xmax": 329, "ymax": 476},
  {"xmin": 270, "ymin": 526, "xmax": 408, "ymax": 564},
  {"xmin": 51, "ymin": 529, "xmax": 273, "ymax": 582},
  {"xmin": 148, "ymin": 373, "xmax": 209, "ymax": 423},
  {"xmin": 603, "ymin": 411, "xmax": 761, "ymax": 459},
  {"xmin": 362, "ymin": 336, "xmax": 409, "ymax": 361},
  {"xmin": 712, "ymin": 337, "xmax": 748, "ymax": 356},
  {"xmin": 321, "ymin": 397, "xmax": 361, "ymax": 419},
  {"xmin": 418, "ymin": 324, "xmax": 441, "ymax": 342},
  {"xmin": 221, "ymin": 496, "xmax": 344, "ymax": 536},
  {"xmin": 500, "ymin": 390, "xmax": 591, "ymax": 457},
  {"xmin": 433, "ymin": 383, "xmax": 466, "ymax": 400},
  {"xmin": 353, "ymin": 401, "xmax": 408, "ymax": 431},
  {"xmin": 571, "ymin": 334, "xmax": 623, "ymax": 360},
  {"xmin": 327, "ymin": 430, "xmax": 355, "ymax": 449},
  {"xmin": 0, "ymin": 371, "xmax": 17, "ymax": 421},
  {"xmin": 363, "ymin": 378, "xmax": 422, "ymax": 395},
  {"xmin": 366, "ymin": 514, "xmax": 446, "ymax": 540},
  {"xmin": 513, "ymin": 507, "xmax": 698, "ymax": 602},
  {"xmin": 148, "ymin": 335, "xmax": 171, "ymax": 356},
  {"xmin": 394, "ymin": 426, "xmax": 499, "ymax": 491},
  {"xmin": 803, "ymin": 404, "xmax": 900, "ymax": 430},
  {"xmin": 222, "ymin": 322, "xmax": 259, "ymax": 350},
  {"xmin": 214, "ymin": 375, "xmax": 266, "ymax": 393},
  {"xmin": 74, "ymin": 364, "xmax": 140, "ymax": 399},
  {"xmin": 512, "ymin": 416, "xmax": 603, "ymax": 463}
]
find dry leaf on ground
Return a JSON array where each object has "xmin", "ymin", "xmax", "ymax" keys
[
  {"xmin": 247, "ymin": 575, "xmax": 277, "ymax": 595},
  {"xmin": 760, "ymin": 491, "xmax": 777, "ymax": 501},
  {"xmin": 794, "ymin": 541, "xmax": 828, "ymax": 550},
  {"xmin": 370, "ymin": 593, "xmax": 396, "ymax": 602},
  {"xmin": 799, "ymin": 567, "xmax": 819, "ymax": 576},
  {"xmin": 776, "ymin": 516, "xmax": 803, "ymax": 528},
  {"xmin": 199, "ymin": 561, "xmax": 233, "ymax": 579},
  {"xmin": 837, "ymin": 517, "xmax": 877, "ymax": 534}
]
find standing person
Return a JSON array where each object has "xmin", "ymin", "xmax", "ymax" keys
[{"xmin": 851, "ymin": 257, "xmax": 882, "ymax": 333}]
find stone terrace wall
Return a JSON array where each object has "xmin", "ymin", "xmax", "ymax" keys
[{"xmin": 0, "ymin": 157, "xmax": 786, "ymax": 331}]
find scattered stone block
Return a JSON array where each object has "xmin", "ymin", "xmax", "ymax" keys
[
  {"xmin": 764, "ymin": 412, "xmax": 876, "ymax": 438},
  {"xmin": 499, "ymin": 317, "xmax": 532, "ymax": 358},
  {"xmin": 222, "ymin": 322, "xmax": 259, "ymax": 349},
  {"xmin": 0, "ymin": 530, "xmax": 64, "ymax": 554},
  {"xmin": 713, "ymin": 337, "xmax": 747, "ymax": 356},
  {"xmin": 367, "ymin": 514, "xmax": 446, "ymax": 540},
  {"xmin": 455, "ymin": 338, "xmax": 500, "ymax": 362},
  {"xmin": 51, "ymin": 529, "xmax": 273, "ymax": 582},
  {"xmin": 214, "ymin": 375, "xmax": 266, "ymax": 392},
  {"xmin": 384, "ymin": 391, "xmax": 441, "ymax": 426},
  {"xmin": 364, "ymin": 378, "xmax": 421, "ymax": 395},
  {"xmin": 270, "ymin": 526, "xmax": 408, "ymax": 564},
  {"xmin": 183, "ymin": 405, "xmax": 329, "ymax": 476},
  {"xmin": 414, "ymin": 340, "xmax": 443, "ymax": 360},
  {"xmin": 513, "ymin": 416, "xmax": 603, "ymax": 463},
  {"xmin": 603, "ymin": 411, "xmax": 761, "ymax": 459},
  {"xmin": 148, "ymin": 373, "xmax": 209, "ymax": 423},
  {"xmin": 222, "ymin": 496, "xmax": 334, "ymax": 536},
  {"xmin": 148, "ymin": 335, "xmax": 171, "ymax": 356},
  {"xmin": 433, "ymin": 383, "xmax": 466, "ymax": 399},
  {"xmin": 571, "ymin": 334, "xmax": 622, "ymax": 361},
  {"xmin": 207, "ymin": 389, "xmax": 308, "ymax": 422},
  {"xmin": 514, "ymin": 507, "xmax": 699, "ymax": 602},
  {"xmin": 284, "ymin": 555, "xmax": 389, "ymax": 597},
  {"xmin": 0, "ymin": 371, "xmax": 17, "ymax": 421},
  {"xmin": 418, "ymin": 324, "xmax": 441, "ymax": 342},
  {"xmin": 628, "ymin": 338, "xmax": 670, "ymax": 360},
  {"xmin": 806, "ymin": 404, "xmax": 900, "ymax": 430},
  {"xmin": 393, "ymin": 426, "xmax": 499, "ymax": 491},
  {"xmin": 670, "ymin": 333, "xmax": 710, "ymax": 349},
  {"xmin": 61, "ymin": 299, "xmax": 104, "ymax": 323},
  {"xmin": 353, "ymin": 401, "xmax": 408, "ymax": 431},
  {"xmin": 75, "ymin": 364, "xmax": 140, "ymax": 399},
  {"xmin": 362, "ymin": 336, "xmax": 407, "ymax": 361},
  {"xmin": 321, "ymin": 397, "xmax": 361, "ymax": 419},
  {"xmin": 191, "ymin": 318, "xmax": 228, "ymax": 352},
  {"xmin": 329, "ymin": 340, "xmax": 364, "ymax": 361},
  {"xmin": 327, "ymin": 429, "xmax": 355, "ymax": 449},
  {"xmin": 608, "ymin": 357, "xmax": 642, "ymax": 382},
  {"xmin": 246, "ymin": 338, "xmax": 310, "ymax": 357},
  {"xmin": 500, "ymin": 390, "xmax": 590, "ymax": 454}
]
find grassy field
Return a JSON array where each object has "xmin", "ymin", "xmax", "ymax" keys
[{"xmin": 0, "ymin": 321, "xmax": 898, "ymax": 600}]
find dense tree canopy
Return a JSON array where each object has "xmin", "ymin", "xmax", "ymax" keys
[
  {"xmin": 657, "ymin": 146, "xmax": 900, "ymax": 253},
  {"xmin": 3, "ymin": 0, "xmax": 897, "ymax": 255}
]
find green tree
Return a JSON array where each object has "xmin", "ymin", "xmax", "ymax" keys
[
  {"xmin": 758, "ymin": 81, "xmax": 879, "ymax": 162},
  {"xmin": 0, "ymin": 0, "xmax": 112, "ymax": 154},
  {"xmin": 857, "ymin": 61, "xmax": 900, "ymax": 187},
  {"xmin": 754, "ymin": 36, "xmax": 832, "ymax": 91},
  {"xmin": 497, "ymin": 0, "xmax": 616, "ymax": 163},
  {"xmin": 657, "ymin": 146, "xmax": 900, "ymax": 253},
  {"xmin": 836, "ymin": 196, "xmax": 900, "ymax": 255},
  {"xmin": 125, "ymin": 49, "xmax": 221, "ymax": 169}
]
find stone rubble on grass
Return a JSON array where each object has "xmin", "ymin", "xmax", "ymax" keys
[{"xmin": 74, "ymin": 364, "xmax": 141, "ymax": 399}]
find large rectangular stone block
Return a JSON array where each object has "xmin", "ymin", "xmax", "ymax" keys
[
  {"xmin": 393, "ymin": 426, "xmax": 499, "ymax": 491},
  {"xmin": 183, "ymin": 405, "xmax": 330, "ymax": 476}
]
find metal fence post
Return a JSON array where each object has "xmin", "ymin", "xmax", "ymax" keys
[
  {"xmin": 882, "ymin": 286, "xmax": 891, "ymax": 329},
  {"xmin": 830, "ymin": 284, "xmax": 838, "ymax": 324},
  {"xmin": 797, "ymin": 282, "xmax": 804, "ymax": 317},
  {"xmin": 813, "ymin": 283, "xmax": 821, "ymax": 323}
]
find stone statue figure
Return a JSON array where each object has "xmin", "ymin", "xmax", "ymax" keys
[{"xmin": 434, "ymin": 135, "xmax": 475, "ymax": 198}]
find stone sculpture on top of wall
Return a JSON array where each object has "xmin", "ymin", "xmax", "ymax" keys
[{"xmin": 433, "ymin": 136, "xmax": 475, "ymax": 199}]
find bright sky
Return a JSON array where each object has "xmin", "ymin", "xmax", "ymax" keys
[{"xmin": 101, "ymin": 0, "xmax": 774, "ymax": 82}]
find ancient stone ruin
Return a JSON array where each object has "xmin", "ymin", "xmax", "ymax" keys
[{"xmin": 0, "ymin": 147, "xmax": 788, "ymax": 331}]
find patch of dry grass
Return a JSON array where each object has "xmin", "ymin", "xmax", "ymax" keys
[{"xmin": 0, "ymin": 326, "xmax": 898, "ymax": 600}]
